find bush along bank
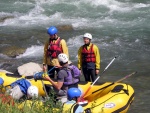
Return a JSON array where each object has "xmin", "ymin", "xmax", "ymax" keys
[{"xmin": 0, "ymin": 86, "xmax": 63, "ymax": 113}]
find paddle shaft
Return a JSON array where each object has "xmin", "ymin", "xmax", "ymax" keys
[
  {"xmin": 23, "ymin": 66, "xmax": 56, "ymax": 80},
  {"xmin": 115, "ymin": 71, "xmax": 137, "ymax": 83},
  {"xmin": 92, "ymin": 72, "xmax": 137, "ymax": 94},
  {"xmin": 45, "ymin": 66, "xmax": 55, "ymax": 75},
  {"xmin": 80, "ymin": 57, "xmax": 117, "ymax": 100},
  {"xmin": 41, "ymin": 80, "xmax": 49, "ymax": 97},
  {"xmin": 92, "ymin": 57, "xmax": 117, "ymax": 86},
  {"xmin": 41, "ymin": 66, "xmax": 56, "ymax": 97}
]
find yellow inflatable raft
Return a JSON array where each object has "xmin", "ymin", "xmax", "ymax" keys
[
  {"xmin": 80, "ymin": 82, "xmax": 134, "ymax": 113},
  {"xmin": 17, "ymin": 82, "xmax": 134, "ymax": 113},
  {"xmin": 0, "ymin": 72, "xmax": 134, "ymax": 113}
]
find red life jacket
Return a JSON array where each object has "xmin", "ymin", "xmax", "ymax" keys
[
  {"xmin": 47, "ymin": 37, "xmax": 63, "ymax": 58},
  {"xmin": 81, "ymin": 44, "xmax": 96, "ymax": 63}
]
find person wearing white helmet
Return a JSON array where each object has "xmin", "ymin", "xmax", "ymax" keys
[
  {"xmin": 40, "ymin": 53, "xmax": 81, "ymax": 103},
  {"xmin": 43, "ymin": 26, "xmax": 69, "ymax": 78},
  {"xmin": 27, "ymin": 85, "xmax": 38, "ymax": 99},
  {"xmin": 78, "ymin": 33, "xmax": 100, "ymax": 82}
]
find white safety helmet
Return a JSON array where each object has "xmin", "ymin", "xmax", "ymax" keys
[
  {"xmin": 83, "ymin": 33, "xmax": 92, "ymax": 40},
  {"xmin": 27, "ymin": 86, "xmax": 38, "ymax": 98},
  {"xmin": 58, "ymin": 53, "xmax": 69, "ymax": 63}
]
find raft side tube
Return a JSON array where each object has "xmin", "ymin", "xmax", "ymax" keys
[{"xmin": 82, "ymin": 84, "xmax": 134, "ymax": 113}]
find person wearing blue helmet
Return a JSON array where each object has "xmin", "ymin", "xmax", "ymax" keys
[
  {"xmin": 67, "ymin": 88, "xmax": 81, "ymax": 101},
  {"xmin": 47, "ymin": 26, "xmax": 58, "ymax": 35},
  {"xmin": 43, "ymin": 26, "xmax": 69, "ymax": 78},
  {"xmin": 62, "ymin": 88, "xmax": 84, "ymax": 113}
]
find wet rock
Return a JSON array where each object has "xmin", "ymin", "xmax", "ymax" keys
[
  {"xmin": 2, "ymin": 46, "xmax": 26, "ymax": 58},
  {"xmin": 57, "ymin": 25, "xmax": 74, "ymax": 31},
  {"xmin": 17, "ymin": 62, "xmax": 42, "ymax": 76},
  {"xmin": 0, "ymin": 16, "xmax": 14, "ymax": 23}
]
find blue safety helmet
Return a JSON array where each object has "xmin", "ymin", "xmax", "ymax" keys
[
  {"xmin": 0, "ymin": 78, "xmax": 4, "ymax": 85},
  {"xmin": 67, "ymin": 88, "xmax": 81, "ymax": 100},
  {"xmin": 47, "ymin": 26, "xmax": 58, "ymax": 35}
]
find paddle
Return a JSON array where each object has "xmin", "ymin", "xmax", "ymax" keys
[
  {"xmin": 92, "ymin": 71, "xmax": 137, "ymax": 94},
  {"xmin": 78, "ymin": 57, "xmax": 117, "ymax": 102},
  {"xmin": 115, "ymin": 71, "xmax": 137, "ymax": 83}
]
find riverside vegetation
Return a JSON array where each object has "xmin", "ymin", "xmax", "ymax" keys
[{"xmin": 0, "ymin": 86, "xmax": 64, "ymax": 113}]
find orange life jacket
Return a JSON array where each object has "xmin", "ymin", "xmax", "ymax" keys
[
  {"xmin": 47, "ymin": 37, "xmax": 63, "ymax": 58},
  {"xmin": 81, "ymin": 44, "xmax": 96, "ymax": 63}
]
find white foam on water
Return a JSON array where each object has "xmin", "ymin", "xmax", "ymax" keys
[
  {"xmin": 0, "ymin": 54, "xmax": 11, "ymax": 59},
  {"xmin": 14, "ymin": 1, "xmax": 34, "ymax": 5},
  {"xmin": 133, "ymin": 3, "xmax": 150, "ymax": 9},
  {"xmin": 87, "ymin": 0, "xmax": 122, "ymax": 9},
  {"xmin": 67, "ymin": 35, "xmax": 84, "ymax": 47},
  {"xmin": 72, "ymin": 18, "xmax": 92, "ymax": 29},
  {"xmin": 0, "ymin": 0, "xmax": 150, "ymax": 31},
  {"xmin": 85, "ymin": 0, "xmax": 150, "ymax": 12},
  {"xmin": 0, "ymin": 12, "xmax": 14, "ymax": 17},
  {"xmin": 135, "ymin": 39, "xmax": 140, "ymax": 43},
  {"xmin": 113, "ymin": 38, "xmax": 121, "ymax": 46},
  {"xmin": 16, "ymin": 45, "xmax": 43, "ymax": 59},
  {"xmin": 0, "ymin": 0, "xmax": 50, "ymax": 26},
  {"xmin": 0, "ymin": 2, "xmax": 49, "ymax": 27},
  {"xmin": 48, "ymin": 12, "xmax": 63, "ymax": 23},
  {"xmin": 28, "ymin": 3, "xmax": 45, "ymax": 16}
]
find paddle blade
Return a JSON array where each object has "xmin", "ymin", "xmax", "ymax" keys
[{"xmin": 78, "ymin": 86, "xmax": 92, "ymax": 102}]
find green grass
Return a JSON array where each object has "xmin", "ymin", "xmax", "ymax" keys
[{"xmin": 0, "ymin": 99, "xmax": 62, "ymax": 113}]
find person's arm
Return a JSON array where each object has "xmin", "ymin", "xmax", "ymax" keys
[
  {"xmin": 43, "ymin": 41, "xmax": 49, "ymax": 65},
  {"xmin": 44, "ymin": 76, "xmax": 63, "ymax": 90},
  {"xmin": 94, "ymin": 45, "xmax": 100, "ymax": 73},
  {"xmin": 60, "ymin": 39, "xmax": 69, "ymax": 58},
  {"xmin": 77, "ymin": 47, "xmax": 82, "ymax": 70}
]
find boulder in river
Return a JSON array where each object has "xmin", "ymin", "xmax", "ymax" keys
[
  {"xmin": 17, "ymin": 62, "xmax": 42, "ymax": 76},
  {"xmin": 57, "ymin": 25, "xmax": 74, "ymax": 31},
  {"xmin": 1, "ymin": 46, "xmax": 26, "ymax": 58},
  {"xmin": 0, "ymin": 15, "xmax": 15, "ymax": 23}
]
